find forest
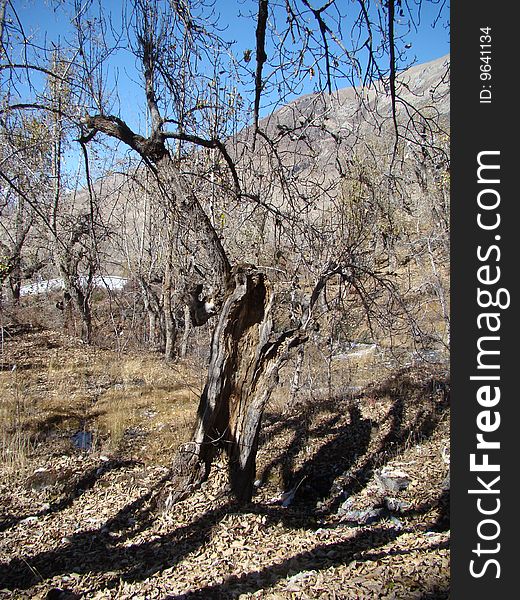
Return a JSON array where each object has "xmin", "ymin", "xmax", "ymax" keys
[{"xmin": 1, "ymin": 1, "xmax": 450, "ymax": 598}]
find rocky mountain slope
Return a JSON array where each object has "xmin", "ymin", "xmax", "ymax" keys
[{"xmin": 233, "ymin": 55, "xmax": 450, "ymax": 180}]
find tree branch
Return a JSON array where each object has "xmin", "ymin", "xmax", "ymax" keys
[
  {"xmin": 135, "ymin": 0, "xmax": 163, "ymax": 137},
  {"xmin": 388, "ymin": 0, "xmax": 399, "ymax": 149},
  {"xmin": 81, "ymin": 114, "xmax": 168, "ymax": 162},
  {"xmin": 301, "ymin": 0, "xmax": 335, "ymax": 94},
  {"xmin": 162, "ymin": 130, "xmax": 241, "ymax": 195},
  {"xmin": 0, "ymin": 103, "xmax": 75, "ymax": 120},
  {"xmin": 253, "ymin": 0, "xmax": 269, "ymax": 142}
]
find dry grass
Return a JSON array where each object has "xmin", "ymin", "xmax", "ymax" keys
[
  {"xmin": 1, "ymin": 302, "xmax": 449, "ymax": 479},
  {"xmin": 0, "ymin": 324, "xmax": 450, "ymax": 599},
  {"xmin": 0, "ymin": 365, "xmax": 34, "ymax": 475},
  {"xmin": 0, "ymin": 325, "xmax": 202, "ymax": 472}
]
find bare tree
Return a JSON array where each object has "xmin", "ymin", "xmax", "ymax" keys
[{"xmin": 0, "ymin": 0, "xmax": 449, "ymax": 502}]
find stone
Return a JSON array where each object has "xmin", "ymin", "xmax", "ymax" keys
[{"xmin": 374, "ymin": 467, "xmax": 411, "ymax": 493}]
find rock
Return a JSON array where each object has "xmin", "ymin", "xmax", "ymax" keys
[
  {"xmin": 387, "ymin": 515, "xmax": 404, "ymax": 529},
  {"xmin": 374, "ymin": 467, "xmax": 411, "ymax": 493},
  {"xmin": 20, "ymin": 516, "xmax": 39, "ymax": 525},
  {"xmin": 339, "ymin": 499, "xmax": 385, "ymax": 525},
  {"xmin": 286, "ymin": 570, "xmax": 316, "ymax": 591},
  {"xmin": 339, "ymin": 494, "xmax": 412, "ymax": 526},
  {"xmin": 25, "ymin": 467, "xmax": 74, "ymax": 495},
  {"xmin": 384, "ymin": 496, "xmax": 412, "ymax": 513},
  {"xmin": 356, "ymin": 508, "xmax": 384, "ymax": 525}
]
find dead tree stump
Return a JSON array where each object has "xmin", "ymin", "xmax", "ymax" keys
[{"xmin": 165, "ymin": 264, "xmax": 306, "ymax": 505}]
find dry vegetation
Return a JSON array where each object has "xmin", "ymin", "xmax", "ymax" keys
[
  {"xmin": 0, "ymin": 321, "xmax": 449, "ymax": 599},
  {"xmin": 0, "ymin": 1, "xmax": 451, "ymax": 596}
]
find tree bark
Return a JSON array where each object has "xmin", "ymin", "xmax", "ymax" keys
[
  {"xmin": 180, "ymin": 304, "xmax": 191, "ymax": 358},
  {"xmin": 166, "ymin": 265, "xmax": 306, "ymax": 504},
  {"xmin": 138, "ymin": 277, "xmax": 163, "ymax": 348},
  {"xmin": 163, "ymin": 255, "xmax": 177, "ymax": 360},
  {"xmin": 290, "ymin": 346, "xmax": 305, "ymax": 404}
]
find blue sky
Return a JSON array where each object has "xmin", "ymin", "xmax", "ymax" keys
[
  {"xmin": 216, "ymin": 0, "xmax": 450, "ymax": 68},
  {"xmin": 14, "ymin": 0, "xmax": 450, "ymax": 96},
  {"xmin": 10, "ymin": 0, "xmax": 449, "ymax": 170}
]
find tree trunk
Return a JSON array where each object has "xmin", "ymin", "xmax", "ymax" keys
[
  {"xmin": 290, "ymin": 346, "xmax": 305, "ymax": 404},
  {"xmin": 163, "ymin": 258, "xmax": 176, "ymax": 360},
  {"xmin": 180, "ymin": 304, "xmax": 191, "ymax": 358},
  {"xmin": 58, "ymin": 263, "xmax": 93, "ymax": 344},
  {"xmin": 70, "ymin": 285, "xmax": 92, "ymax": 344},
  {"xmin": 79, "ymin": 119, "xmax": 303, "ymax": 504},
  {"xmin": 138, "ymin": 277, "xmax": 163, "ymax": 349},
  {"xmin": 8, "ymin": 259, "xmax": 22, "ymax": 304},
  {"xmin": 165, "ymin": 265, "xmax": 306, "ymax": 505},
  {"xmin": 148, "ymin": 311, "xmax": 158, "ymax": 346}
]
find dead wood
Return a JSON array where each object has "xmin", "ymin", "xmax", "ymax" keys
[{"xmin": 164, "ymin": 264, "xmax": 307, "ymax": 505}]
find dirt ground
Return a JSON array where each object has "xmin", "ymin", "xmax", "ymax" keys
[{"xmin": 0, "ymin": 324, "xmax": 450, "ymax": 599}]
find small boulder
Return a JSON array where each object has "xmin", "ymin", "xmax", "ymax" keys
[
  {"xmin": 384, "ymin": 496, "xmax": 412, "ymax": 513},
  {"xmin": 374, "ymin": 467, "xmax": 412, "ymax": 493}
]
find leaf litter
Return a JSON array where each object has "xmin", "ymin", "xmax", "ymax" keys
[{"xmin": 1, "ymin": 327, "xmax": 449, "ymax": 598}]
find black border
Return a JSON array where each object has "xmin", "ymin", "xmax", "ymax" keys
[{"xmin": 451, "ymin": 3, "xmax": 517, "ymax": 596}]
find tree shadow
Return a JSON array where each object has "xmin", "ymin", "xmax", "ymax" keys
[
  {"xmin": 259, "ymin": 397, "xmax": 349, "ymax": 493},
  {"xmin": 0, "ymin": 368, "xmax": 450, "ymax": 595},
  {"xmin": 0, "ymin": 323, "xmax": 45, "ymax": 338},
  {"xmin": 0, "ymin": 492, "xmax": 234, "ymax": 590},
  {"xmin": 259, "ymin": 368, "xmax": 449, "ymax": 515},
  {"xmin": 29, "ymin": 411, "xmax": 108, "ymax": 442},
  {"xmin": 0, "ymin": 362, "xmax": 35, "ymax": 371},
  {"xmin": 162, "ymin": 525, "xmax": 449, "ymax": 599},
  {"xmin": 416, "ymin": 592, "xmax": 450, "ymax": 599},
  {"xmin": 290, "ymin": 403, "xmax": 375, "ymax": 508},
  {"xmin": 0, "ymin": 492, "xmax": 449, "ymax": 594},
  {"xmin": 0, "ymin": 459, "xmax": 139, "ymax": 534}
]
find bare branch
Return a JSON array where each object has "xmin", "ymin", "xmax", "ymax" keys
[
  {"xmin": 253, "ymin": 0, "xmax": 268, "ymax": 141},
  {"xmin": 81, "ymin": 113, "xmax": 168, "ymax": 162},
  {"xmin": 162, "ymin": 130, "xmax": 241, "ymax": 194}
]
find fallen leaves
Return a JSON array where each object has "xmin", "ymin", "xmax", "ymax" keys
[{"xmin": 1, "ymin": 329, "xmax": 450, "ymax": 599}]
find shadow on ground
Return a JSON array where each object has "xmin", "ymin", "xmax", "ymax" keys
[
  {"xmin": 260, "ymin": 368, "xmax": 449, "ymax": 513},
  {"xmin": 0, "ymin": 367, "xmax": 450, "ymax": 597}
]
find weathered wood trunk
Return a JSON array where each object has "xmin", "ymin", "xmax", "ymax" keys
[
  {"xmin": 163, "ymin": 256, "xmax": 177, "ymax": 360},
  {"xmin": 57, "ymin": 265, "xmax": 92, "ymax": 344},
  {"xmin": 180, "ymin": 305, "xmax": 191, "ymax": 358},
  {"xmin": 290, "ymin": 346, "xmax": 305, "ymax": 403},
  {"xmin": 68, "ymin": 284, "xmax": 93, "ymax": 344},
  {"xmin": 166, "ymin": 265, "xmax": 306, "ymax": 505},
  {"xmin": 138, "ymin": 278, "xmax": 163, "ymax": 348}
]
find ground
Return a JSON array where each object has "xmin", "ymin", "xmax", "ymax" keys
[{"xmin": 0, "ymin": 324, "xmax": 450, "ymax": 599}]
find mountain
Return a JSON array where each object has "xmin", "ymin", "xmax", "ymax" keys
[
  {"xmin": 258, "ymin": 54, "xmax": 450, "ymax": 139},
  {"xmin": 231, "ymin": 55, "xmax": 450, "ymax": 191},
  {"xmin": 222, "ymin": 54, "xmax": 450, "ymax": 227}
]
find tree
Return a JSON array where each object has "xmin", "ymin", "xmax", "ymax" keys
[
  {"xmin": 0, "ymin": 84, "xmax": 68, "ymax": 304},
  {"xmin": 0, "ymin": 0, "xmax": 449, "ymax": 503}
]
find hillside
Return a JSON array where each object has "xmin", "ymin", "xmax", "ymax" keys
[
  {"xmin": 232, "ymin": 55, "xmax": 450, "ymax": 190},
  {"xmin": 258, "ymin": 55, "xmax": 449, "ymax": 142}
]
